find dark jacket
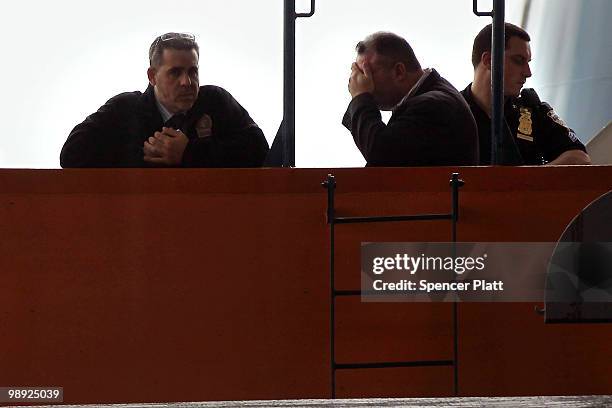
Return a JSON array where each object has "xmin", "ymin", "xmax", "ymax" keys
[
  {"xmin": 342, "ymin": 69, "xmax": 479, "ymax": 166},
  {"xmin": 60, "ymin": 85, "xmax": 269, "ymax": 168},
  {"xmin": 460, "ymin": 84, "xmax": 586, "ymax": 165}
]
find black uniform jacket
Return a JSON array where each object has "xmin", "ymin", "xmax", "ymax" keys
[
  {"xmin": 461, "ymin": 84, "xmax": 586, "ymax": 165},
  {"xmin": 342, "ymin": 69, "xmax": 479, "ymax": 166},
  {"xmin": 60, "ymin": 85, "xmax": 269, "ymax": 168}
]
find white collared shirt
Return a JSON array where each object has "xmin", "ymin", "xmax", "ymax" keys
[{"xmin": 153, "ymin": 88, "xmax": 173, "ymax": 123}]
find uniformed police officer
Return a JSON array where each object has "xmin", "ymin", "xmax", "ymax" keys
[{"xmin": 461, "ymin": 23, "xmax": 591, "ymax": 165}]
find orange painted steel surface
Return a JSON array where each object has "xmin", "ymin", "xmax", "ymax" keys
[{"xmin": 1, "ymin": 167, "xmax": 612, "ymax": 404}]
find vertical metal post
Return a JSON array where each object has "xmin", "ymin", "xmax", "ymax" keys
[
  {"xmin": 280, "ymin": 0, "xmax": 315, "ymax": 167},
  {"xmin": 490, "ymin": 0, "xmax": 506, "ymax": 164},
  {"xmin": 322, "ymin": 174, "xmax": 336, "ymax": 398},
  {"xmin": 449, "ymin": 173, "xmax": 464, "ymax": 396},
  {"xmin": 450, "ymin": 173, "xmax": 462, "ymax": 241},
  {"xmin": 473, "ymin": 0, "xmax": 506, "ymax": 165},
  {"xmin": 283, "ymin": 0, "xmax": 296, "ymax": 167}
]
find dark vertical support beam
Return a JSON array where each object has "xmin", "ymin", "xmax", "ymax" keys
[
  {"xmin": 322, "ymin": 174, "xmax": 336, "ymax": 398},
  {"xmin": 282, "ymin": 0, "xmax": 315, "ymax": 167},
  {"xmin": 490, "ymin": 0, "xmax": 506, "ymax": 164},
  {"xmin": 449, "ymin": 173, "xmax": 464, "ymax": 396},
  {"xmin": 283, "ymin": 0, "xmax": 296, "ymax": 167},
  {"xmin": 450, "ymin": 173, "xmax": 463, "ymax": 241},
  {"xmin": 473, "ymin": 0, "xmax": 506, "ymax": 164}
]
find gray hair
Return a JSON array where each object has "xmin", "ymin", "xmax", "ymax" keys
[{"xmin": 149, "ymin": 32, "xmax": 199, "ymax": 67}]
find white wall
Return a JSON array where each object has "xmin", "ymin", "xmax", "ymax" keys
[{"xmin": 525, "ymin": 0, "xmax": 612, "ymax": 144}]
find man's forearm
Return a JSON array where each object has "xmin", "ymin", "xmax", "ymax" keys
[{"xmin": 546, "ymin": 149, "xmax": 592, "ymax": 166}]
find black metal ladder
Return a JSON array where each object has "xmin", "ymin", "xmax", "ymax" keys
[{"xmin": 321, "ymin": 173, "xmax": 464, "ymax": 398}]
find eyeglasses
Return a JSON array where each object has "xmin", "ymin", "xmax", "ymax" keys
[
  {"xmin": 158, "ymin": 32, "xmax": 195, "ymax": 42},
  {"xmin": 153, "ymin": 32, "xmax": 196, "ymax": 49},
  {"xmin": 149, "ymin": 33, "xmax": 197, "ymax": 65}
]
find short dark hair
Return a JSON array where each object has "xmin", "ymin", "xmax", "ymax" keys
[
  {"xmin": 356, "ymin": 31, "xmax": 421, "ymax": 72},
  {"xmin": 472, "ymin": 23, "xmax": 531, "ymax": 68},
  {"xmin": 149, "ymin": 32, "xmax": 200, "ymax": 68}
]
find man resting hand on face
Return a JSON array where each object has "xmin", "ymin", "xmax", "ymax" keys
[{"xmin": 343, "ymin": 31, "xmax": 479, "ymax": 167}]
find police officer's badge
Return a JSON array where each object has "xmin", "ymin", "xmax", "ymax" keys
[
  {"xmin": 517, "ymin": 107, "xmax": 534, "ymax": 142},
  {"xmin": 196, "ymin": 114, "xmax": 213, "ymax": 138}
]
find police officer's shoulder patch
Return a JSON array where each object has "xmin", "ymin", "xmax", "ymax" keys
[
  {"xmin": 547, "ymin": 109, "xmax": 579, "ymax": 141},
  {"xmin": 547, "ymin": 110, "xmax": 569, "ymax": 129}
]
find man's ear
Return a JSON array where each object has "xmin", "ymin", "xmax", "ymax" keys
[
  {"xmin": 394, "ymin": 62, "xmax": 407, "ymax": 80},
  {"xmin": 481, "ymin": 52, "xmax": 492, "ymax": 70},
  {"xmin": 147, "ymin": 67, "xmax": 157, "ymax": 86}
]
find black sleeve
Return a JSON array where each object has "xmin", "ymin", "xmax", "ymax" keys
[
  {"xmin": 60, "ymin": 95, "xmax": 140, "ymax": 168},
  {"xmin": 517, "ymin": 90, "xmax": 586, "ymax": 162},
  {"xmin": 534, "ymin": 104, "xmax": 586, "ymax": 162},
  {"xmin": 342, "ymin": 93, "xmax": 451, "ymax": 166},
  {"xmin": 181, "ymin": 87, "xmax": 269, "ymax": 167}
]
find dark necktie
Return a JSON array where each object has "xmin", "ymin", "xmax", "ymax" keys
[{"xmin": 164, "ymin": 113, "xmax": 186, "ymax": 130}]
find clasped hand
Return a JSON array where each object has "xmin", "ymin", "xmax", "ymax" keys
[{"xmin": 143, "ymin": 127, "xmax": 189, "ymax": 166}]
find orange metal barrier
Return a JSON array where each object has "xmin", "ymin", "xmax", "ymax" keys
[{"xmin": 1, "ymin": 167, "xmax": 612, "ymax": 404}]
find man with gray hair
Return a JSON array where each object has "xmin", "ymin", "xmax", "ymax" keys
[
  {"xmin": 343, "ymin": 31, "xmax": 478, "ymax": 166},
  {"xmin": 61, "ymin": 32, "xmax": 269, "ymax": 167}
]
